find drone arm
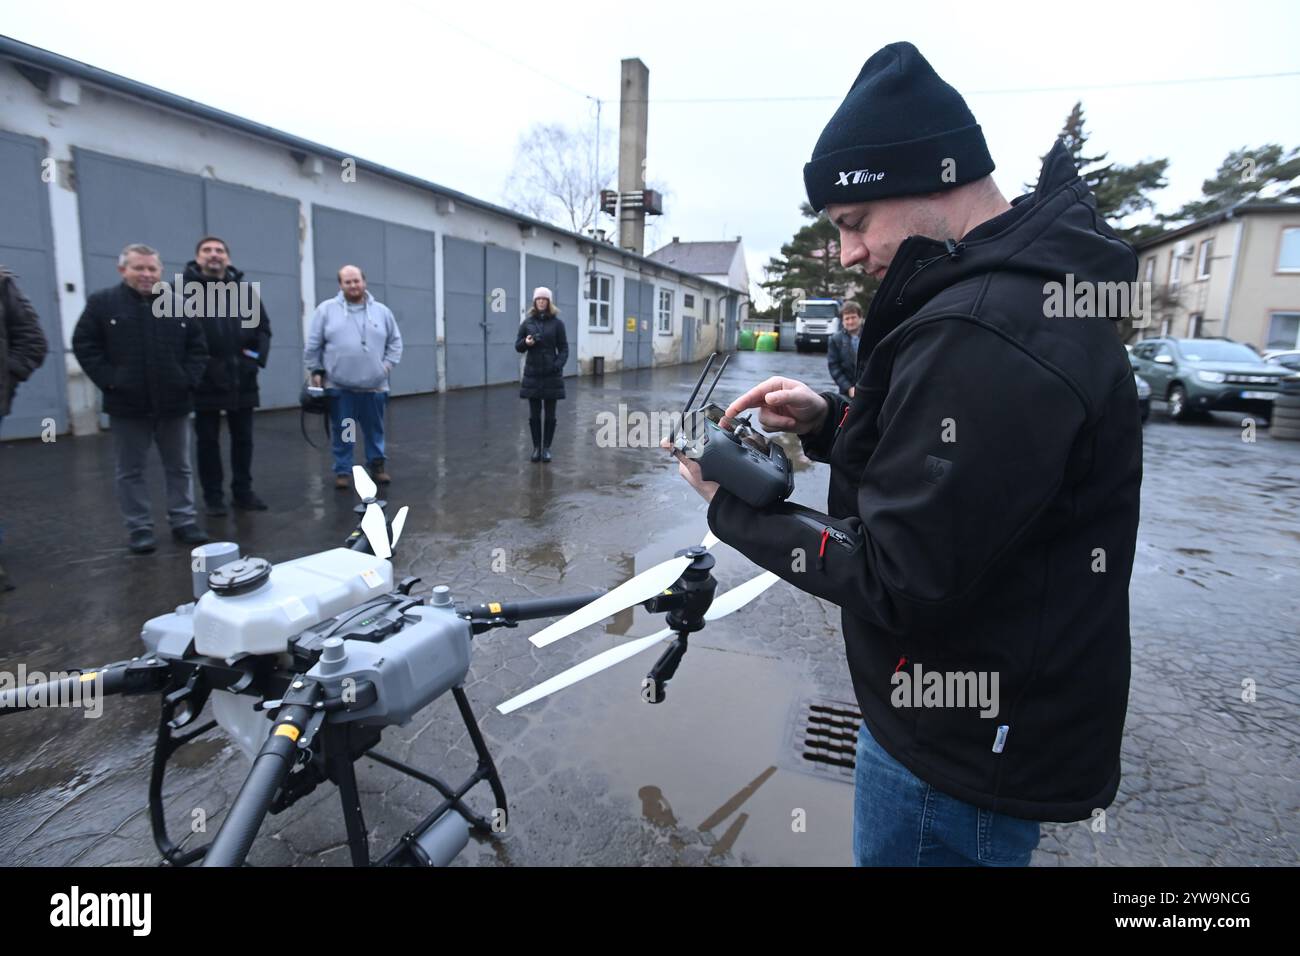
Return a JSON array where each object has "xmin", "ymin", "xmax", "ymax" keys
[
  {"xmin": 203, "ymin": 679, "xmax": 323, "ymax": 867},
  {"xmin": 0, "ymin": 658, "xmax": 168, "ymax": 717},
  {"xmin": 457, "ymin": 592, "xmax": 608, "ymax": 633}
]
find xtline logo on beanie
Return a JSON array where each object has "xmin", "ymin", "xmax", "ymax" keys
[{"xmin": 836, "ymin": 168, "xmax": 887, "ymax": 186}]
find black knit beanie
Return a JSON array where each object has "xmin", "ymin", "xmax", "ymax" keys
[{"xmin": 803, "ymin": 42, "xmax": 994, "ymax": 212}]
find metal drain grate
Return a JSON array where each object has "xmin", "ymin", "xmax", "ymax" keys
[{"xmin": 787, "ymin": 697, "xmax": 861, "ymax": 783}]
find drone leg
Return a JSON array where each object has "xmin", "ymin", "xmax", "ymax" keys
[
  {"xmin": 453, "ymin": 686, "xmax": 509, "ymax": 833},
  {"xmin": 149, "ymin": 706, "xmax": 218, "ymax": 866},
  {"xmin": 326, "ymin": 725, "xmax": 371, "ymax": 867}
]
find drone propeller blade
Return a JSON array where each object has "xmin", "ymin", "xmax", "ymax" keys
[
  {"xmin": 529, "ymin": 557, "xmax": 689, "ymax": 648},
  {"xmin": 498, "ymin": 628, "xmax": 674, "ymax": 714},
  {"xmin": 499, "ymin": 571, "xmax": 780, "ymax": 713},
  {"xmin": 528, "ymin": 530, "xmax": 722, "ymax": 649},
  {"xmin": 389, "ymin": 506, "xmax": 409, "ymax": 548},
  {"xmin": 352, "ymin": 464, "xmax": 378, "ymax": 502},
  {"xmin": 705, "ymin": 570, "xmax": 779, "ymax": 620},
  {"xmin": 361, "ymin": 502, "xmax": 391, "ymax": 559}
]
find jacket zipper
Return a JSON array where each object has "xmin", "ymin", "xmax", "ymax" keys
[{"xmin": 791, "ymin": 512, "xmax": 856, "ymax": 569}]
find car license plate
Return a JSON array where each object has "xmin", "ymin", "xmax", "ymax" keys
[{"xmin": 1241, "ymin": 391, "xmax": 1275, "ymax": 400}]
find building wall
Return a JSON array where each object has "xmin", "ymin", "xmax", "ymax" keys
[
  {"xmin": 1226, "ymin": 215, "xmax": 1300, "ymax": 349},
  {"xmin": 1136, "ymin": 212, "xmax": 1300, "ymax": 349},
  {"xmin": 0, "ymin": 59, "xmax": 730, "ymax": 435},
  {"xmin": 1137, "ymin": 219, "xmax": 1239, "ymax": 340}
]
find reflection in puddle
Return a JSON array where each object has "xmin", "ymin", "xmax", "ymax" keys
[{"xmin": 639, "ymin": 766, "xmax": 778, "ymax": 861}]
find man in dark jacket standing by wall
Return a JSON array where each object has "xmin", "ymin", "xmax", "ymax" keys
[
  {"xmin": 73, "ymin": 244, "xmax": 210, "ymax": 554},
  {"xmin": 187, "ymin": 236, "xmax": 272, "ymax": 515},
  {"xmin": 827, "ymin": 300, "xmax": 863, "ymax": 397},
  {"xmin": 0, "ymin": 266, "xmax": 49, "ymax": 590},
  {"xmin": 669, "ymin": 42, "xmax": 1141, "ymax": 866}
]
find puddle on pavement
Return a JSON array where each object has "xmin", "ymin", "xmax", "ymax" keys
[{"xmin": 577, "ymin": 642, "xmax": 852, "ymax": 865}]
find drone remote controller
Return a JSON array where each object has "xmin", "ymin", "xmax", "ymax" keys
[
  {"xmin": 678, "ymin": 403, "xmax": 793, "ymax": 508},
  {"xmin": 667, "ymin": 352, "xmax": 795, "ymax": 509}
]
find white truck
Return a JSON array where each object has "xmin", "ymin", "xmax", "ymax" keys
[{"xmin": 794, "ymin": 298, "xmax": 841, "ymax": 353}]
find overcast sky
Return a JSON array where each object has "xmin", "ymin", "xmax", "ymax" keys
[{"xmin": 6, "ymin": 0, "xmax": 1298, "ymax": 305}]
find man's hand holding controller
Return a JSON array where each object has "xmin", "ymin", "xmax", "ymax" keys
[{"xmin": 665, "ymin": 376, "xmax": 827, "ymax": 503}]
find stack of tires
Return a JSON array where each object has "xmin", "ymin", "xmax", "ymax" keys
[{"xmin": 1273, "ymin": 377, "xmax": 1300, "ymax": 441}]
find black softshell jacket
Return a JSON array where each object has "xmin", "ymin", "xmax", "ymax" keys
[{"xmin": 707, "ymin": 140, "xmax": 1142, "ymax": 821}]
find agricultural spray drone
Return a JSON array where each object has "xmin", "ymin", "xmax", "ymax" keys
[{"xmin": 1, "ymin": 356, "xmax": 784, "ymax": 866}]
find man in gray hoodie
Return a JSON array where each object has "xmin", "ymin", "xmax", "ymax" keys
[{"xmin": 305, "ymin": 265, "xmax": 403, "ymax": 488}]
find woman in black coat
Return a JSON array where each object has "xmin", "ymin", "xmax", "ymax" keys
[{"xmin": 515, "ymin": 286, "xmax": 568, "ymax": 463}]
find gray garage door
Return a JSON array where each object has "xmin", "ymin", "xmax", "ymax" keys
[
  {"xmin": 444, "ymin": 238, "xmax": 520, "ymax": 389},
  {"xmin": 524, "ymin": 254, "xmax": 579, "ymax": 378},
  {"xmin": 681, "ymin": 301, "xmax": 695, "ymax": 363},
  {"xmin": 622, "ymin": 278, "xmax": 654, "ymax": 370},
  {"xmin": 312, "ymin": 206, "xmax": 436, "ymax": 397},
  {"xmin": 0, "ymin": 130, "xmax": 67, "ymax": 439},
  {"xmin": 73, "ymin": 149, "xmax": 303, "ymax": 408}
]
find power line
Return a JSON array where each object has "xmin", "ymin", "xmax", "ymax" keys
[{"xmin": 611, "ymin": 70, "xmax": 1300, "ymax": 105}]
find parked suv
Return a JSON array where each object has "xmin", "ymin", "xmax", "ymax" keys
[{"xmin": 1130, "ymin": 337, "xmax": 1290, "ymax": 422}]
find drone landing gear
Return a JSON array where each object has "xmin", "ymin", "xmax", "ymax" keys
[{"xmin": 147, "ymin": 685, "xmax": 507, "ymax": 867}]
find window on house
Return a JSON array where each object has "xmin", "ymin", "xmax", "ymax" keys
[
  {"xmin": 588, "ymin": 273, "xmax": 612, "ymax": 330},
  {"xmin": 1188, "ymin": 312, "xmax": 1203, "ymax": 337},
  {"xmin": 1267, "ymin": 313, "xmax": 1300, "ymax": 350},
  {"xmin": 657, "ymin": 288, "xmax": 673, "ymax": 334},
  {"xmin": 684, "ymin": 293, "xmax": 695, "ymax": 309},
  {"xmin": 1279, "ymin": 228, "xmax": 1300, "ymax": 272},
  {"xmin": 1196, "ymin": 239, "xmax": 1213, "ymax": 280},
  {"xmin": 1143, "ymin": 257, "xmax": 1155, "ymax": 284},
  {"xmin": 1169, "ymin": 249, "xmax": 1184, "ymax": 288},
  {"xmin": 703, "ymin": 298, "xmax": 711, "ymax": 325}
]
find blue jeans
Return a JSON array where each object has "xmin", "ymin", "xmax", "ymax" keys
[
  {"xmin": 853, "ymin": 722, "xmax": 1040, "ymax": 866},
  {"xmin": 327, "ymin": 389, "xmax": 387, "ymax": 475}
]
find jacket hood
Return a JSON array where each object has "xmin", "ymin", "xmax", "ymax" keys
[
  {"xmin": 183, "ymin": 260, "xmax": 245, "ymax": 284},
  {"xmin": 866, "ymin": 139, "xmax": 1138, "ymax": 333}
]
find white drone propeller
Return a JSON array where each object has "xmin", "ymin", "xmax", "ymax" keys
[
  {"xmin": 528, "ymin": 530, "xmax": 720, "ymax": 649},
  {"xmin": 352, "ymin": 466, "xmax": 408, "ymax": 560},
  {"xmin": 497, "ymin": 569, "xmax": 779, "ymax": 714}
]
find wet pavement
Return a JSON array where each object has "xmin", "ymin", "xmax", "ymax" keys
[{"xmin": 0, "ymin": 349, "xmax": 1296, "ymax": 866}]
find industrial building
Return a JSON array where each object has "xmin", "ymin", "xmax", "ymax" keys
[{"xmin": 0, "ymin": 38, "xmax": 745, "ymax": 440}]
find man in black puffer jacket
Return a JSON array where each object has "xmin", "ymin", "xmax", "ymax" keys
[
  {"xmin": 186, "ymin": 236, "xmax": 273, "ymax": 515},
  {"xmin": 670, "ymin": 43, "xmax": 1141, "ymax": 866},
  {"xmin": 73, "ymin": 244, "xmax": 210, "ymax": 554}
]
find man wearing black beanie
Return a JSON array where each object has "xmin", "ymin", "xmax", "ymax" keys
[{"xmin": 669, "ymin": 42, "xmax": 1142, "ymax": 865}]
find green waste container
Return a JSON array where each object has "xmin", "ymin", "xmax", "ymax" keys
[
  {"xmin": 738, "ymin": 329, "xmax": 756, "ymax": 350},
  {"xmin": 755, "ymin": 331, "xmax": 778, "ymax": 351}
]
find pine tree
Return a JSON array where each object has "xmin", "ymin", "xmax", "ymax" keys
[
  {"xmin": 1166, "ymin": 144, "xmax": 1300, "ymax": 223},
  {"xmin": 761, "ymin": 203, "xmax": 879, "ymax": 310},
  {"xmin": 1035, "ymin": 102, "xmax": 1169, "ymax": 244}
]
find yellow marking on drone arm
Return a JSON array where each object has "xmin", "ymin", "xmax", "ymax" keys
[
  {"xmin": 275, "ymin": 724, "xmax": 301, "ymax": 742},
  {"xmin": 79, "ymin": 672, "xmax": 98, "ymax": 682},
  {"xmin": 488, "ymin": 602, "xmax": 502, "ymax": 614}
]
